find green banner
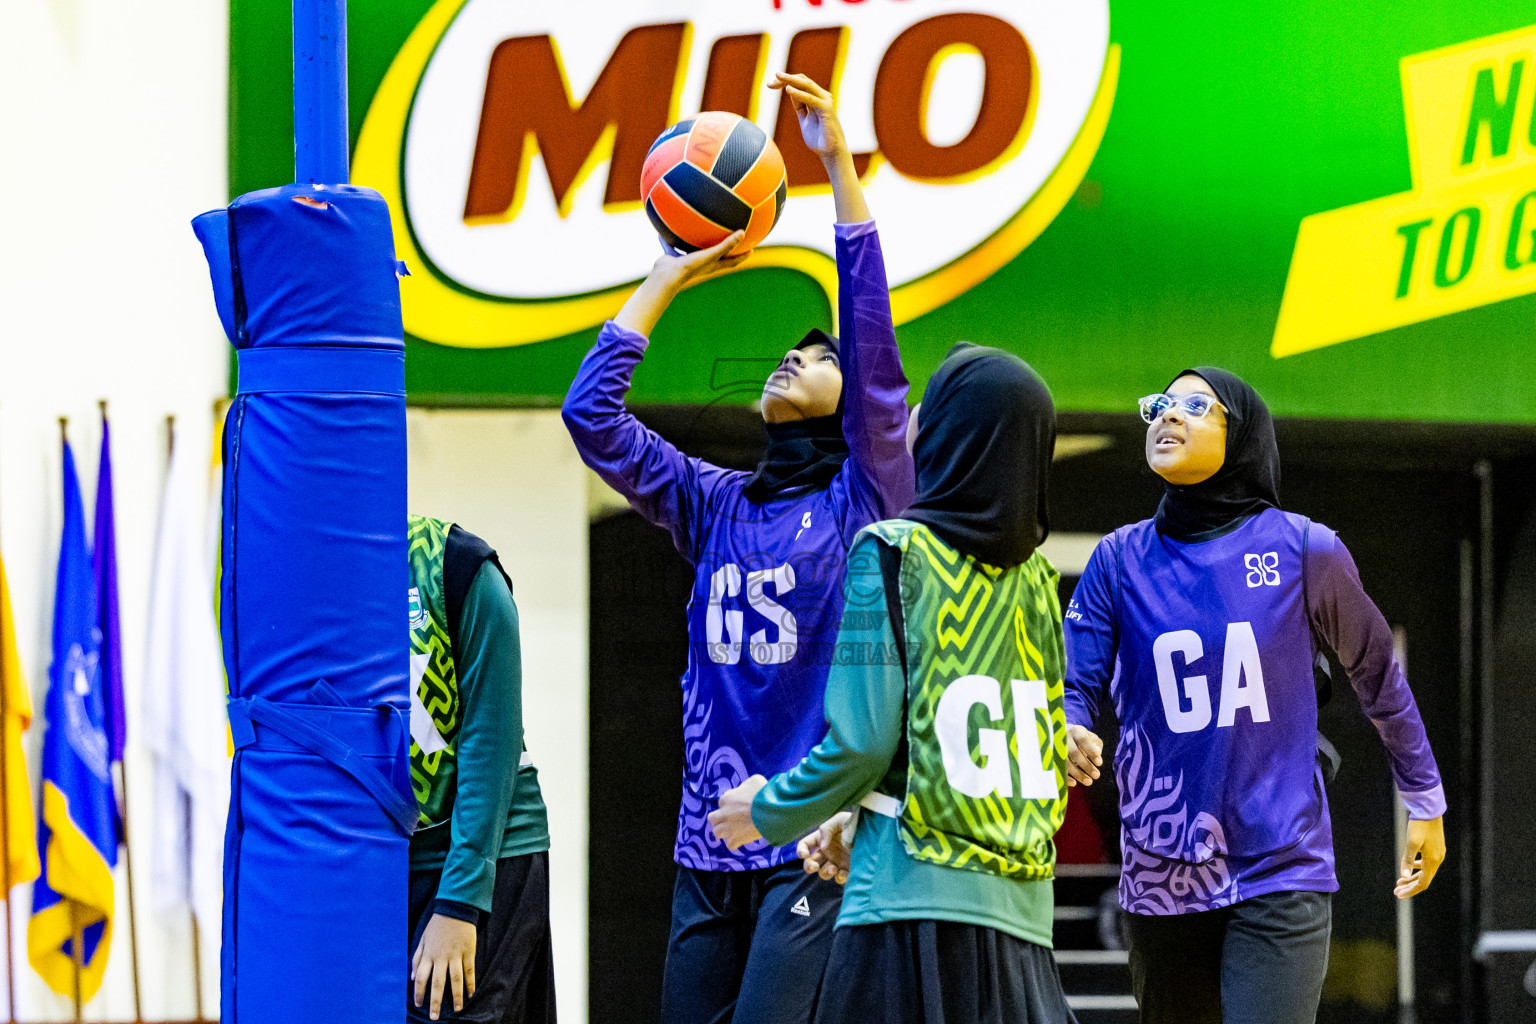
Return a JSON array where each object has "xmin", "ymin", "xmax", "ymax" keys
[{"xmin": 231, "ymin": 1, "xmax": 1536, "ymax": 421}]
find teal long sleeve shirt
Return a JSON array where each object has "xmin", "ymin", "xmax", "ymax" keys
[
  {"xmin": 409, "ymin": 561, "xmax": 551, "ymax": 913},
  {"xmin": 749, "ymin": 536, "xmax": 1055, "ymax": 947}
]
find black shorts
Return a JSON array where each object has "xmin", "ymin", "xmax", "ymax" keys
[
  {"xmin": 813, "ymin": 919, "xmax": 1077, "ymax": 1024},
  {"xmin": 661, "ymin": 860, "xmax": 843, "ymax": 1024},
  {"xmin": 407, "ymin": 851, "xmax": 557, "ymax": 1024},
  {"xmin": 1125, "ymin": 889, "xmax": 1332, "ymax": 1024}
]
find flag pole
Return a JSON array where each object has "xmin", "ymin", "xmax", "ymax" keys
[
  {"xmin": 164, "ymin": 414, "xmax": 209, "ymax": 1023},
  {"xmin": 101, "ymin": 402, "xmax": 145, "ymax": 1024},
  {"xmin": 55, "ymin": 421, "xmax": 85, "ymax": 1024},
  {"xmin": 191, "ymin": 916, "xmax": 205, "ymax": 1022},
  {"xmin": 63, "ymin": 418, "xmax": 82, "ymax": 1024},
  {"xmin": 69, "ymin": 903, "xmax": 81, "ymax": 1023}
]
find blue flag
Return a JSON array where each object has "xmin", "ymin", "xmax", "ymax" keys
[
  {"xmin": 28, "ymin": 440, "xmax": 117, "ymax": 1002},
  {"xmin": 93, "ymin": 414, "xmax": 127, "ymax": 773}
]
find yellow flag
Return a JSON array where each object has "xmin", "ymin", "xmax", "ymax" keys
[{"xmin": 0, "ymin": 557, "xmax": 41, "ymax": 891}]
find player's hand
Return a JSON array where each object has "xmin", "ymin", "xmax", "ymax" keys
[
  {"xmin": 617, "ymin": 231, "xmax": 749, "ymax": 336},
  {"xmin": 411, "ymin": 913, "xmax": 477, "ymax": 1020},
  {"xmin": 798, "ymin": 810, "xmax": 855, "ymax": 884},
  {"xmin": 770, "ymin": 72, "xmax": 847, "ymax": 160},
  {"xmin": 1065, "ymin": 724, "xmax": 1103, "ymax": 788},
  {"xmin": 709, "ymin": 774, "xmax": 769, "ymax": 850},
  {"xmin": 1395, "ymin": 815, "xmax": 1445, "ymax": 899},
  {"xmin": 653, "ymin": 230, "xmax": 750, "ymax": 289}
]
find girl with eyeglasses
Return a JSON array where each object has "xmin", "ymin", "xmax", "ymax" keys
[{"xmin": 1061, "ymin": 368, "xmax": 1446, "ymax": 1024}]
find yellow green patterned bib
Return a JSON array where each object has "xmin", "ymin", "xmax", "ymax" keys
[
  {"xmin": 407, "ymin": 515, "xmax": 460, "ymax": 829},
  {"xmin": 865, "ymin": 520, "xmax": 1069, "ymax": 881}
]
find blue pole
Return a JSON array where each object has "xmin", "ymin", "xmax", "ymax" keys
[{"xmin": 293, "ymin": 0, "xmax": 349, "ymax": 184}]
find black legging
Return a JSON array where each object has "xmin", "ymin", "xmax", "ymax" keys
[{"xmin": 1126, "ymin": 890, "xmax": 1332, "ymax": 1024}]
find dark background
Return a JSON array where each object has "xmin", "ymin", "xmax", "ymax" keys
[{"xmin": 588, "ymin": 407, "xmax": 1536, "ymax": 1024}]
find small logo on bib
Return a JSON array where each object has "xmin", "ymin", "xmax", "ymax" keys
[
  {"xmin": 1244, "ymin": 552, "xmax": 1280, "ymax": 588},
  {"xmin": 791, "ymin": 896, "xmax": 811, "ymax": 917}
]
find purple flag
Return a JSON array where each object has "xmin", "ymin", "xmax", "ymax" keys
[{"xmin": 93, "ymin": 414, "xmax": 127, "ymax": 773}]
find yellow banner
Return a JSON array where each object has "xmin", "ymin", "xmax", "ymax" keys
[{"xmin": 1273, "ymin": 24, "xmax": 1536, "ymax": 357}]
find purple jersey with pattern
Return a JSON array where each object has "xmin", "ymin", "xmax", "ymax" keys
[
  {"xmin": 563, "ymin": 223, "xmax": 913, "ymax": 870},
  {"xmin": 1064, "ymin": 509, "xmax": 1445, "ymax": 913}
]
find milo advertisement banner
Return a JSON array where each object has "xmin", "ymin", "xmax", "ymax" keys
[{"xmin": 230, "ymin": 1, "xmax": 1536, "ymax": 422}]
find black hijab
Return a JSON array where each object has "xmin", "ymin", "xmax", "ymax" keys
[
  {"xmin": 904, "ymin": 343, "xmax": 1055, "ymax": 569},
  {"xmin": 1153, "ymin": 367, "xmax": 1281, "ymax": 540},
  {"xmin": 744, "ymin": 329, "xmax": 849, "ymax": 503}
]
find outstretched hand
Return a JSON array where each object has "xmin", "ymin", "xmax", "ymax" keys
[
  {"xmin": 653, "ymin": 230, "xmax": 751, "ymax": 288},
  {"xmin": 769, "ymin": 72, "xmax": 848, "ymax": 160},
  {"xmin": 798, "ymin": 810, "xmax": 855, "ymax": 885},
  {"xmin": 613, "ymin": 231, "xmax": 749, "ymax": 337}
]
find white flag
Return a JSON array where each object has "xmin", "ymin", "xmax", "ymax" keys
[{"xmin": 143, "ymin": 428, "xmax": 229, "ymax": 936}]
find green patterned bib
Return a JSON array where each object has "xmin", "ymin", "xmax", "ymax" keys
[
  {"xmin": 407, "ymin": 515, "xmax": 460, "ymax": 829},
  {"xmin": 865, "ymin": 520, "xmax": 1069, "ymax": 881}
]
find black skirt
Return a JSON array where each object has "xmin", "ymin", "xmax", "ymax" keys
[
  {"xmin": 407, "ymin": 851, "xmax": 557, "ymax": 1024},
  {"xmin": 813, "ymin": 919, "xmax": 1077, "ymax": 1024}
]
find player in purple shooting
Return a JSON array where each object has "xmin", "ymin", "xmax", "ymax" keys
[
  {"xmin": 1061, "ymin": 368, "xmax": 1447, "ymax": 1024},
  {"xmin": 562, "ymin": 72, "xmax": 914, "ymax": 1024}
]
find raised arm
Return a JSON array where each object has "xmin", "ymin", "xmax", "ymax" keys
[
  {"xmin": 1306, "ymin": 523, "xmax": 1446, "ymax": 897},
  {"xmin": 771, "ymin": 73, "xmax": 872, "ymax": 226},
  {"xmin": 562, "ymin": 235, "xmax": 746, "ymax": 559},
  {"xmin": 772, "ymin": 73, "xmax": 913, "ymax": 540},
  {"xmin": 830, "ymin": 222, "xmax": 913, "ymax": 537},
  {"xmin": 612, "ymin": 231, "xmax": 747, "ymax": 337},
  {"xmin": 1062, "ymin": 538, "xmax": 1119, "ymax": 787}
]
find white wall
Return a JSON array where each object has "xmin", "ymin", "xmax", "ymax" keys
[
  {"xmin": 0, "ymin": 0, "xmax": 230, "ymax": 1019},
  {"xmin": 1, "ymin": 10, "xmax": 596, "ymax": 1023},
  {"xmin": 406, "ymin": 409, "xmax": 590, "ymax": 1024}
]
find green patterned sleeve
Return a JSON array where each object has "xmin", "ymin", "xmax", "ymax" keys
[{"xmin": 752, "ymin": 535, "xmax": 907, "ymax": 846}]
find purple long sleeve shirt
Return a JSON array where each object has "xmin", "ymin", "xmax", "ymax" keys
[
  {"xmin": 1064, "ymin": 509, "xmax": 1445, "ymax": 914},
  {"xmin": 563, "ymin": 222, "xmax": 914, "ymax": 871}
]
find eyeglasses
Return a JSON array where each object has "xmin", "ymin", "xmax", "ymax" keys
[{"xmin": 1138, "ymin": 393, "xmax": 1223, "ymax": 424}]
